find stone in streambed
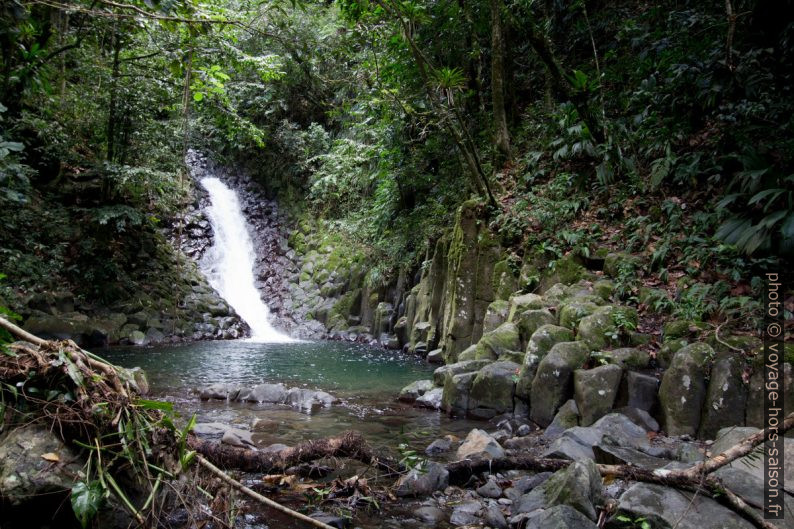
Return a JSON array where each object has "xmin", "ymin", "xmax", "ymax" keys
[
  {"xmin": 514, "ymin": 459, "xmax": 603, "ymax": 520},
  {"xmin": 394, "ymin": 462, "xmax": 449, "ymax": 497},
  {"xmin": 398, "ymin": 379, "xmax": 434, "ymax": 403},
  {"xmin": 457, "ymin": 429, "xmax": 505, "ymax": 460},
  {"xmin": 468, "ymin": 361, "xmax": 520, "ymax": 417},
  {"xmin": 416, "ymin": 387, "xmax": 443, "ymax": 409},
  {"xmin": 517, "ymin": 505, "xmax": 599, "ymax": 529}
]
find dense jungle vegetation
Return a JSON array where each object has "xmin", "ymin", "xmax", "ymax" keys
[{"xmin": 1, "ymin": 0, "xmax": 792, "ymax": 325}]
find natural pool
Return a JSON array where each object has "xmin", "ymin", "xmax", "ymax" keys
[{"xmin": 101, "ymin": 339, "xmax": 482, "ymax": 454}]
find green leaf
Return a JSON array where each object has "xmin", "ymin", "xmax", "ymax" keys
[
  {"xmin": 71, "ymin": 481, "xmax": 105, "ymax": 528},
  {"xmin": 135, "ymin": 399, "xmax": 174, "ymax": 412},
  {"xmin": 193, "ymin": 91, "xmax": 204, "ymax": 102}
]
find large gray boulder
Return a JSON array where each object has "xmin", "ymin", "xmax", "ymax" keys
[
  {"xmin": 615, "ymin": 482, "xmax": 753, "ymax": 529},
  {"xmin": 0, "ymin": 425, "xmax": 82, "ymax": 506},
  {"xmin": 658, "ymin": 343, "xmax": 711, "ymax": 436},
  {"xmin": 285, "ymin": 388, "xmax": 336, "ymax": 411},
  {"xmin": 514, "ymin": 459, "xmax": 603, "ymax": 520},
  {"xmin": 472, "ymin": 322, "xmax": 521, "ymax": 361},
  {"xmin": 519, "ymin": 505, "xmax": 599, "ymax": 529},
  {"xmin": 239, "ymin": 383, "xmax": 288, "ymax": 404},
  {"xmin": 433, "ymin": 360, "xmax": 491, "ymax": 386},
  {"xmin": 398, "ymin": 379, "xmax": 434, "ymax": 403},
  {"xmin": 530, "ymin": 341, "xmax": 590, "ymax": 427},
  {"xmin": 623, "ymin": 371, "xmax": 659, "ymax": 412},
  {"xmin": 600, "ymin": 347, "xmax": 649, "ymax": 370},
  {"xmin": 526, "ymin": 324, "xmax": 574, "ymax": 358},
  {"xmin": 468, "ymin": 361, "xmax": 521, "ymax": 417},
  {"xmin": 416, "ymin": 387, "xmax": 443, "ymax": 409},
  {"xmin": 457, "ymin": 429, "xmax": 505, "ymax": 460},
  {"xmin": 442, "ymin": 372, "xmax": 478, "ymax": 416},
  {"xmin": 515, "ymin": 308, "xmax": 556, "ymax": 347},
  {"xmin": 558, "ymin": 301, "xmax": 599, "ymax": 330},
  {"xmin": 573, "ymin": 364, "xmax": 623, "ymax": 426},
  {"xmin": 577, "ymin": 306, "xmax": 638, "ymax": 350},
  {"xmin": 543, "ymin": 399, "xmax": 579, "ymax": 440},
  {"xmin": 698, "ymin": 353, "xmax": 747, "ymax": 439},
  {"xmin": 711, "ymin": 426, "xmax": 793, "ymax": 494},
  {"xmin": 483, "ymin": 300, "xmax": 510, "ymax": 334},
  {"xmin": 394, "ymin": 462, "xmax": 449, "ymax": 497}
]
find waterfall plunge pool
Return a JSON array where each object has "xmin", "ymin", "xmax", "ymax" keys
[{"xmin": 102, "ymin": 340, "xmax": 483, "ymax": 452}]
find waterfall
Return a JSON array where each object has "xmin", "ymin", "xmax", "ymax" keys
[{"xmin": 199, "ymin": 177, "xmax": 293, "ymax": 342}]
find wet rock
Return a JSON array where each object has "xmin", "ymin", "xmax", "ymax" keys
[
  {"xmin": 517, "ymin": 424, "xmax": 532, "ymax": 436},
  {"xmin": 614, "ymin": 407, "xmax": 659, "ymax": 432},
  {"xmin": 426, "ymin": 348, "xmax": 444, "ymax": 364},
  {"xmin": 0, "ymin": 425, "xmax": 83, "ymax": 506},
  {"xmin": 285, "ymin": 388, "xmax": 336, "ymax": 411},
  {"xmin": 221, "ymin": 428, "xmax": 255, "ymax": 449},
  {"xmin": 578, "ymin": 306, "xmax": 637, "ymax": 350},
  {"xmin": 468, "ymin": 361, "xmax": 520, "ymax": 416},
  {"xmin": 199, "ymin": 383, "xmax": 241, "ymax": 400},
  {"xmin": 251, "ymin": 418, "xmax": 279, "ymax": 432},
  {"xmin": 658, "ymin": 343, "xmax": 711, "ymax": 436},
  {"xmin": 433, "ymin": 360, "xmax": 491, "ymax": 386},
  {"xmin": 239, "ymin": 383, "xmax": 288, "ymax": 403},
  {"xmin": 593, "ymin": 444, "xmax": 669, "ymax": 469},
  {"xmin": 484, "ymin": 503, "xmax": 508, "ymax": 529},
  {"xmin": 414, "ymin": 505, "xmax": 446, "ymax": 524},
  {"xmin": 519, "ymin": 505, "xmax": 599, "ymax": 529},
  {"xmin": 261, "ymin": 443, "xmax": 289, "ymax": 453},
  {"xmin": 514, "ymin": 459, "xmax": 603, "ymax": 520},
  {"xmin": 457, "ymin": 429, "xmax": 506, "ymax": 460},
  {"xmin": 395, "ymin": 462, "xmax": 449, "ymax": 497},
  {"xmin": 425, "ymin": 438, "xmax": 452, "ymax": 455},
  {"xmin": 416, "ymin": 388, "xmax": 443, "ymax": 409},
  {"xmin": 449, "ymin": 500, "xmax": 482, "ymax": 526},
  {"xmin": 513, "ymin": 473, "xmax": 553, "ymax": 494},
  {"xmin": 558, "ymin": 300, "xmax": 599, "ymax": 330},
  {"xmin": 308, "ymin": 511, "xmax": 350, "ymax": 529},
  {"xmin": 193, "ymin": 422, "xmax": 230, "ymax": 436},
  {"xmin": 476, "ymin": 478, "xmax": 502, "ymax": 498},
  {"xmin": 399, "ymin": 380, "xmax": 435, "ymax": 403},
  {"xmin": 573, "ymin": 364, "xmax": 623, "ymax": 426},
  {"xmin": 530, "ymin": 341, "xmax": 590, "ymax": 427},
  {"xmin": 442, "ymin": 372, "xmax": 477, "ymax": 416},
  {"xmin": 615, "ymin": 483, "xmax": 753, "ymax": 529},
  {"xmin": 543, "ymin": 399, "xmax": 579, "ymax": 440}
]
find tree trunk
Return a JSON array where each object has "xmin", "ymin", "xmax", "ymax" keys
[
  {"xmin": 106, "ymin": 29, "xmax": 122, "ymax": 163},
  {"xmin": 490, "ymin": 0, "xmax": 510, "ymax": 162}
]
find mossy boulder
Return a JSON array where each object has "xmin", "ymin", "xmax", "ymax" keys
[
  {"xmin": 658, "ymin": 343, "xmax": 712, "ymax": 436},
  {"xmin": 483, "ymin": 299, "xmax": 510, "ymax": 334},
  {"xmin": 507, "ymin": 293, "xmax": 544, "ymax": 321},
  {"xmin": 472, "ymin": 322, "xmax": 521, "ymax": 361},
  {"xmin": 558, "ymin": 301, "xmax": 599, "ymax": 329},
  {"xmin": 699, "ymin": 353, "xmax": 748, "ymax": 439},
  {"xmin": 442, "ymin": 372, "xmax": 478, "ymax": 416},
  {"xmin": 540, "ymin": 255, "xmax": 587, "ymax": 291},
  {"xmin": 662, "ymin": 319, "xmax": 707, "ymax": 341},
  {"xmin": 468, "ymin": 361, "xmax": 521, "ymax": 417},
  {"xmin": 599, "ymin": 347, "xmax": 650, "ymax": 370},
  {"xmin": 514, "ymin": 459, "xmax": 603, "ymax": 520},
  {"xmin": 515, "ymin": 308, "xmax": 556, "ymax": 347},
  {"xmin": 433, "ymin": 360, "xmax": 492, "ymax": 386},
  {"xmin": 592, "ymin": 280, "xmax": 614, "ymax": 301},
  {"xmin": 530, "ymin": 341, "xmax": 590, "ymax": 427},
  {"xmin": 573, "ymin": 364, "xmax": 623, "ymax": 426},
  {"xmin": 492, "ymin": 259, "xmax": 519, "ymax": 301},
  {"xmin": 603, "ymin": 252, "xmax": 642, "ymax": 278},
  {"xmin": 657, "ymin": 338, "xmax": 689, "ymax": 368},
  {"xmin": 526, "ymin": 324, "xmax": 575, "ymax": 358},
  {"xmin": 577, "ymin": 306, "xmax": 638, "ymax": 350},
  {"xmin": 457, "ymin": 344, "xmax": 478, "ymax": 361}
]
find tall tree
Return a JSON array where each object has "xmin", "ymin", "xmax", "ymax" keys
[{"xmin": 490, "ymin": 0, "xmax": 510, "ymax": 162}]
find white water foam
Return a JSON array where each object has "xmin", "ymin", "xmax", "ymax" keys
[{"xmin": 199, "ymin": 176, "xmax": 293, "ymax": 342}]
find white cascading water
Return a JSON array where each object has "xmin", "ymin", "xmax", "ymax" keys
[{"xmin": 199, "ymin": 177, "xmax": 293, "ymax": 342}]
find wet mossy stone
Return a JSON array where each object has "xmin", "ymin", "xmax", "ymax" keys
[
  {"xmin": 540, "ymin": 254, "xmax": 587, "ymax": 291},
  {"xmin": 658, "ymin": 343, "xmax": 712, "ymax": 436},
  {"xmin": 514, "ymin": 459, "xmax": 603, "ymax": 520},
  {"xmin": 577, "ymin": 305, "xmax": 638, "ymax": 350},
  {"xmin": 592, "ymin": 280, "xmax": 614, "ymax": 301},
  {"xmin": 483, "ymin": 299, "xmax": 510, "ymax": 334},
  {"xmin": 574, "ymin": 364, "xmax": 623, "ymax": 426},
  {"xmin": 603, "ymin": 252, "xmax": 642, "ymax": 278},
  {"xmin": 530, "ymin": 341, "xmax": 591, "ymax": 427},
  {"xmin": 507, "ymin": 293, "xmax": 544, "ymax": 321},
  {"xmin": 433, "ymin": 360, "xmax": 492, "ymax": 386},
  {"xmin": 515, "ymin": 308, "xmax": 556, "ymax": 346},
  {"xmin": 442, "ymin": 372, "xmax": 478, "ymax": 416},
  {"xmin": 600, "ymin": 347, "xmax": 650, "ymax": 370},
  {"xmin": 469, "ymin": 361, "xmax": 521, "ymax": 415},
  {"xmin": 457, "ymin": 344, "xmax": 478, "ymax": 361},
  {"xmin": 657, "ymin": 338, "xmax": 689, "ymax": 369},
  {"xmin": 542, "ymin": 283, "xmax": 568, "ymax": 305},
  {"xmin": 473, "ymin": 322, "xmax": 521, "ymax": 361},
  {"xmin": 662, "ymin": 319, "xmax": 707, "ymax": 341},
  {"xmin": 492, "ymin": 259, "xmax": 519, "ymax": 301},
  {"xmin": 558, "ymin": 300, "xmax": 599, "ymax": 329},
  {"xmin": 526, "ymin": 324, "xmax": 574, "ymax": 358}
]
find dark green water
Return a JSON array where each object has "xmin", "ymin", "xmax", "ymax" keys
[{"xmin": 101, "ymin": 340, "xmax": 481, "ymax": 451}]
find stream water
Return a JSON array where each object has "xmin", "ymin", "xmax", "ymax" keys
[{"xmin": 103, "ymin": 340, "xmax": 481, "ymax": 452}]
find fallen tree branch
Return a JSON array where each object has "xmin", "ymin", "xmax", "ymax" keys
[
  {"xmin": 447, "ymin": 414, "xmax": 793, "ymax": 529},
  {"xmin": 188, "ymin": 430, "xmax": 403, "ymax": 476},
  {"xmin": 197, "ymin": 455, "xmax": 335, "ymax": 529}
]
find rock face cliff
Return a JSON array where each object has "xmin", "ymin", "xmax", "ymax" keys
[{"xmin": 284, "ymin": 196, "xmax": 791, "ymax": 440}]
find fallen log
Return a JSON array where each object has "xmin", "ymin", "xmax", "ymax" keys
[{"xmin": 188, "ymin": 430, "xmax": 404, "ymax": 476}]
